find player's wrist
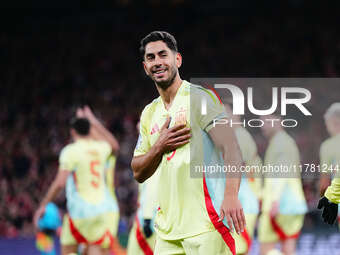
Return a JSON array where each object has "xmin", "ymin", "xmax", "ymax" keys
[
  {"xmin": 152, "ymin": 141, "xmax": 165, "ymax": 156},
  {"xmin": 38, "ymin": 202, "xmax": 47, "ymax": 210},
  {"xmin": 224, "ymin": 184, "xmax": 239, "ymax": 198},
  {"xmin": 223, "ymin": 193, "xmax": 238, "ymax": 201},
  {"xmin": 89, "ymin": 118, "xmax": 100, "ymax": 126}
]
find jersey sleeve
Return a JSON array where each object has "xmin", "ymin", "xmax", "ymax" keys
[
  {"xmin": 190, "ymin": 85, "xmax": 227, "ymax": 133},
  {"xmin": 325, "ymin": 178, "xmax": 340, "ymax": 204},
  {"xmin": 134, "ymin": 108, "xmax": 151, "ymax": 157},
  {"xmin": 194, "ymin": 87, "xmax": 228, "ymax": 133},
  {"xmin": 59, "ymin": 145, "xmax": 76, "ymax": 172}
]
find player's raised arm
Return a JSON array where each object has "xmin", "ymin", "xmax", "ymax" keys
[
  {"xmin": 33, "ymin": 169, "xmax": 70, "ymax": 228},
  {"xmin": 80, "ymin": 105, "xmax": 120, "ymax": 154},
  {"xmin": 208, "ymin": 122, "xmax": 245, "ymax": 235},
  {"xmin": 131, "ymin": 116, "xmax": 190, "ymax": 183}
]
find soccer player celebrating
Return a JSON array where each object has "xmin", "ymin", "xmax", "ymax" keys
[
  {"xmin": 224, "ymin": 104, "xmax": 262, "ymax": 255},
  {"xmin": 131, "ymin": 31, "xmax": 245, "ymax": 255},
  {"xmin": 318, "ymin": 103, "xmax": 340, "ymax": 225},
  {"xmin": 80, "ymin": 106, "xmax": 122, "ymax": 254},
  {"xmin": 34, "ymin": 107, "xmax": 120, "ymax": 255},
  {"xmin": 259, "ymin": 115, "xmax": 307, "ymax": 255}
]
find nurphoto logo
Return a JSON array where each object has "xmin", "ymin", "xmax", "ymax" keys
[{"xmin": 201, "ymin": 84, "xmax": 312, "ymax": 128}]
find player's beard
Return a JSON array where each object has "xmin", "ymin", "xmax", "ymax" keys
[{"xmin": 154, "ymin": 65, "xmax": 177, "ymax": 90}]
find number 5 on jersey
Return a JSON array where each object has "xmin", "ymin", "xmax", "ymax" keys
[{"xmin": 90, "ymin": 160, "xmax": 100, "ymax": 188}]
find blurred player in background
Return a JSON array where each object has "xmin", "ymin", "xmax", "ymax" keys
[
  {"xmin": 318, "ymin": 103, "xmax": 340, "ymax": 226},
  {"xmin": 131, "ymin": 31, "xmax": 245, "ymax": 255},
  {"xmin": 224, "ymin": 104, "xmax": 262, "ymax": 255},
  {"xmin": 79, "ymin": 106, "xmax": 122, "ymax": 255},
  {"xmin": 127, "ymin": 121, "xmax": 158, "ymax": 255},
  {"xmin": 259, "ymin": 115, "xmax": 307, "ymax": 255},
  {"xmin": 34, "ymin": 106, "xmax": 120, "ymax": 255}
]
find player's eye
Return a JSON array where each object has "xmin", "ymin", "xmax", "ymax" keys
[{"xmin": 146, "ymin": 55, "xmax": 155, "ymax": 61}]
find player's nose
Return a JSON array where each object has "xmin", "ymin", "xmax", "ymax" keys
[{"xmin": 153, "ymin": 55, "xmax": 163, "ymax": 66}]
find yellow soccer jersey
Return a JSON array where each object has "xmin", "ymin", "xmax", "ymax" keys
[
  {"xmin": 105, "ymin": 155, "xmax": 118, "ymax": 203},
  {"xmin": 325, "ymin": 178, "xmax": 340, "ymax": 204},
  {"xmin": 59, "ymin": 139, "xmax": 118, "ymax": 219},
  {"xmin": 235, "ymin": 127, "xmax": 261, "ymax": 214},
  {"xmin": 127, "ymin": 172, "xmax": 159, "ymax": 255},
  {"xmin": 322, "ymin": 134, "xmax": 340, "ymax": 203},
  {"xmin": 262, "ymin": 131, "xmax": 307, "ymax": 214},
  {"xmin": 134, "ymin": 80, "xmax": 232, "ymax": 242},
  {"xmin": 138, "ymin": 170, "xmax": 159, "ymax": 220}
]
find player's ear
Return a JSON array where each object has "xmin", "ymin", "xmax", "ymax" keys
[
  {"xmin": 142, "ymin": 61, "xmax": 150, "ymax": 76},
  {"xmin": 70, "ymin": 129, "xmax": 76, "ymax": 140},
  {"xmin": 175, "ymin": 52, "xmax": 182, "ymax": 68}
]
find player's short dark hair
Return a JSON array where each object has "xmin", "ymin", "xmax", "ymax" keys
[
  {"xmin": 140, "ymin": 31, "xmax": 178, "ymax": 59},
  {"xmin": 70, "ymin": 117, "xmax": 90, "ymax": 136}
]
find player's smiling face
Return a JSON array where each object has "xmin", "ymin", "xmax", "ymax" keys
[{"xmin": 143, "ymin": 40, "xmax": 182, "ymax": 89}]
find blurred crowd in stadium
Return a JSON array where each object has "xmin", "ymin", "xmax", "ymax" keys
[{"xmin": 0, "ymin": 4, "xmax": 340, "ymax": 239}]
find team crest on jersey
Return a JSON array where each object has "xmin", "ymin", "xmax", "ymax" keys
[
  {"xmin": 175, "ymin": 107, "xmax": 187, "ymax": 126},
  {"xmin": 150, "ymin": 123, "xmax": 160, "ymax": 135}
]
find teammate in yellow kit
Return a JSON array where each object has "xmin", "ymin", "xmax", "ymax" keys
[
  {"xmin": 318, "ymin": 103, "xmax": 340, "ymax": 225},
  {"xmin": 131, "ymin": 31, "xmax": 245, "ymax": 255},
  {"xmin": 127, "ymin": 122, "xmax": 158, "ymax": 255},
  {"xmin": 34, "ymin": 106, "xmax": 120, "ymax": 255},
  {"xmin": 127, "ymin": 169, "xmax": 158, "ymax": 255},
  {"xmin": 224, "ymin": 104, "xmax": 262, "ymax": 255},
  {"xmin": 259, "ymin": 115, "xmax": 307, "ymax": 255},
  {"xmin": 80, "ymin": 106, "xmax": 122, "ymax": 255}
]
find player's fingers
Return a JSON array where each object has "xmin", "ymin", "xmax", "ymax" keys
[
  {"xmin": 172, "ymin": 127, "xmax": 191, "ymax": 137},
  {"xmin": 237, "ymin": 209, "xmax": 246, "ymax": 232},
  {"xmin": 76, "ymin": 108, "xmax": 84, "ymax": 117},
  {"xmin": 171, "ymin": 134, "xmax": 191, "ymax": 144},
  {"xmin": 161, "ymin": 117, "xmax": 171, "ymax": 131},
  {"xmin": 322, "ymin": 208, "xmax": 329, "ymax": 222},
  {"xmin": 231, "ymin": 211, "xmax": 241, "ymax": 234},
  {"xmin": 329, "ymin": 213, "xmax": 337, "ymax": 225},
  {"xmin": 169, "ymin": 123, "xmax": 186, "ymax": 132},
  {"xmin": 317, "ymin": 201, "xmax": 323, "ymax": 210},
  {"xmin": 225, "ymin": 214, "xmax": 234, "ymax": 233},
  {"xmin": 84, "ymin": 105, "xmax": 95, "ymax": 118},
  {"xmin": 324, "ymin": 213, "xmax": 330, "ymax": 224},
  {"xmin": 317, "ymin": 198, "xmax": 325, "ymax": 209},
  {"xmin": 218, "ymin": 209, "xmax": 225, "ymax": 222},
  {"xmin": 321, "ymin": 207, "xmax": 327, "ymax": 218},
  {"xmin": 172, "ymin": 140, "xmax": 190, "ymax": 149}
]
